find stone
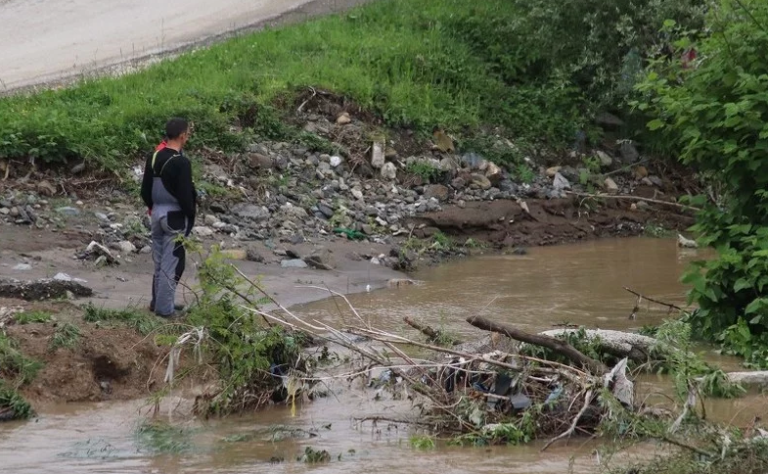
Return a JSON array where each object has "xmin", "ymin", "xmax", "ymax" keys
[
  {"xmin": 192, "ymin": 226, "xmax": 215, "ymax": 237},
  {"xmin": 94, "ymin": 212, "xmax": 110, "ymax": 222},
  {"xmin": 385, "ymin": 147, "xmax": 398, "ymax": 159},
  {"xmin": 361, "ymin": 224, "xmax": 374, "ymax": 235},
  {"xmin": 36, "ymin": 180, "xmax": 57, "ymax": 196},
  {"xmin": 630, "ymin": 203, "xmax": 638, "ymax": 211},
  {"xmin": 603, "ymin": 177, "xmax": 619, "ymax": 193},
  {"xmin": 56, "ymin": 206, "xmax": 80, "ymax": 217},
  {"xmin": 330, "ymin": 155, "xmax": 343, "ymax": 167},
  {"xmin": 636, "ymin": 201, "xmax": 650, "ymax": 211},
  {"xmin": 620, "ymin": 141, "xmax": 640, "ymax": 163},
  {"xmin": 140, "ymin": 246, "xmax": 152, "ymax": 254},
  {"xmin": 381, "ymin": 162, "xmax": 397, "ymax": 180},
  {"xmin": 0, "ymin": 208, "xmax": 8, "ymax": 216},
  {"xmin": 246, "ymin": 248, "xmax": 265, "ymax": 263},
  {"xmin": 351, "ymin": 188, "xmax": 364, "ymax": 200},
  {"xmin": 281, "ymin": 259, "xmax": 308, "ymax": 269},
  {"xmin": 451, "ymin": 176, "xmax": 468, "ymax": 190},
  {"xmin": 634, "ymin": 166, "xmax": 648, "ymax": 179},
  {"xmin": 371, "ymin": 142, "xmax": 386, "ymax": 169},
  {"xmin": 280, "ymin": 203, "xmax": 308, "ymax": 220},
  {"xmin": 424, "ymin": 184, "xmax": 450, "ymax": 202},
  {"xmin": 336, "ymin": 112, "xmax": 351, "ymax": 125},
  {"xmin": 231, "ymin": 203, "xmax": 270, "ymax": 221},
  {"xmin": 304, "ymin": 248, "xmax": 336, "ymax": 270},
  {"xmin": 317, "ymin": 204, "xmax": 335, "ymax": 219},
  {"xmin": 115, "ymin": 241, "xmax": 136, "ymax": 254},
  {"xmin": 596, "ymin": 151, "xmax": 613, "ymax": 168},
  {"xmin": 70, "ymin": 162, "xmax": 86, "ymax": 174},
  {"xmin": 545, "ymin": 166, "xmax": 562, "ymax": 178},
  {"xmin": 204, "ymin": 214, "xmax": 219, "ymax": 226},
  {"xmin": 248, "ymin": 153, "xmax": 273, "ymax": 170},
  {"xmin": 648, "ymin": 176, "xmax": 663, "ymax": 187},
  {"xmin": 641, "ymin": 177, "xmax": 653, "ymax": 186},
  {"xmin": 485, "ymin": 161, "xmax": 503, "ymax": 186},
  {"xmin": 13, "ymin": 263, "xmax": 31, "ymax": 271},
  {"xmin": 553, "ymin": 172, "xmax": 571, "ymax": 191},
  {"xmin": 470, "ymin": 174, "xmax": 492, "ymax": 190},
  {"xmin": 461, "ymin": 152, "xmax": 486, "ymax": 170}
]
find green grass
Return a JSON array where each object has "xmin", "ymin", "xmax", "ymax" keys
[
  {"xmin": 0, "ymin": 333, "xmax": 42, "ymax": 385},
  {"xmin": 48, "ymin": 323, "xmax": 82, "ymax": 351},
  {"xmin": 0, "ymin": 381, "xmax": 34, "ymax": 421},
  {"xmin": 82, "ymin": 304, "xmax": 162, "ymax": 335},
  {"xmin": 14, "ymin": 311, "xmax": 53, "ymax": 324},
  {"xmin": 0, "ymin": 0, "xmax": 585, "ymax": 172},
  {"xmin": 135, "ymin": 421, "xmax": 194, "ymax": 455}
]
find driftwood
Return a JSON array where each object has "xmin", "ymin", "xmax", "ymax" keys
[
  {"xmin": 403, "ymin": 316, "xmax": 463, "ymax": 345},
  {"xmin": 0, "ymin": 278, "xmax": 93, "ymax": 301},
  {"xmin": 467, "ymin": 316, "xmax": 607, "ymax": 375},
  {"xmin": 719, "ymin": 371, "xmax": 768, "ymax": 387},
  {"xmin": 540, "ymin": 328, "xmax": 658, "ymax": 363}
]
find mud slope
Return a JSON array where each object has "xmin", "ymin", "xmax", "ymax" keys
[{"xmin": 0, "ymin": 0, "xmax": 367, "ymax": 92}]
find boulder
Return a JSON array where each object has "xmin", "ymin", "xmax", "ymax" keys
[
  {"xmin": 248, "ymin": 153, "xmax": 273, "ymax": 170},
  {"xmin": 603, "ymin": 177, "xmax": 619, "ymax": 193},
  {"xmin": 470, "ymin": 174, "xmax": 492, "ymax": 190},
  {"xmin": 381, "ymin": 162, "xmax": 397, "ymax": 180},
  {"xmin": 304, "ymin": 247, "xmax": 336, "ymax": 270},
  {"xmin": 553, "ymin": 172, "xmax": 571, "ymax": 191},
  {"xmin": 485, "ymin": 162, "xmax": 503, "ymax": 186},
  {"xmin": 596, "ymin": 151, "xmax": 613, "ymax": 168},
  {"xmin": 231, "ymin": 203, "xmax": 270, "ymax": 221},
  {"xmin": 424, "ymin": 184, "xmax": 450, "ymax": 202}
]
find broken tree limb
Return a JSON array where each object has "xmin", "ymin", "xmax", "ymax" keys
[
  {"xmin": 715, "ymin": 371, "xmax": 768, "ymax": 387},
  {"xmin": 0, "ymin": 278, "xmax": 93, "ymax": 301},
  {"xmin": 623, "ymin": 287, "xmax": 685, "ymax": 312},
  {"xmin": 466, "ymin": 316, "xmax": 607, "ymax": 375},
  {"xmin": 540, "ymin": 328, "xmax": 659, "ymax": 363},
  {"xmin": 565, "ymin": 191, "xmax": 700, "ymax": 211},
  {"xmin": 403, "ymin": 316, "xmax": 463, "ymax": 345}
]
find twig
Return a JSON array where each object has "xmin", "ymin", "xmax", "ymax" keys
[
  {"xmin": 296, "ymin": 86, "xmax": 317, "ymax": 113},
  {"xmin": 660, "ymin": 435, "xmax": 715, "ymax": 458},
  {"xmin": 542, "ymin": 389, "xmax": 594, "ymax": 451},
  {"xmin": 466, "ymin": 316, "xmax": 607, "ymax": 375},
  {"xmin": 565, "ymin": 191, "xmax": 700, "ymax": 211},
  {"xmin": 623, "ymin": 287, "xmax": 684, "ymax": 312}
]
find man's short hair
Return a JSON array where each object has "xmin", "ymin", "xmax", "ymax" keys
[{"xmin": 165, "ymin": 118, "xmax": 189, "ymax": 140}]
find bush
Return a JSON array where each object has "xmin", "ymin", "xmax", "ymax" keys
[{"xmin": 637, "ymin": 0, "xmax": 768, "ymax": 366}]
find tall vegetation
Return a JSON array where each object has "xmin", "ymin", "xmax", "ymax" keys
[{"xmin": 637, "ymin": 0, "xmax": 768, "ymax": 366}]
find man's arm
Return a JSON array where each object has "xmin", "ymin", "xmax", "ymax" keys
[
  {"xmin": 140, "ymin": 153, "xmax": 154, "ymax": 210},
  {"xmin": 176, "ymin": 157, "xmax": 196, "ymax": 236}
]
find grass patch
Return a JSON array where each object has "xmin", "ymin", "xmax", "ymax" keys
[
  {"xmin": 14, "ymin": 311, "xmax": 53, "ymax": 324},
  {"xmin": 0, "ymin": 333, "xmax": 42, "ymax": 385},
  {"xmin": 82, "ymin": 304, "xmax": 162, "ymax": 335},
  {"xmin": 135, "ymin": 420, "xmax": 193, "ymax": 455},
  {"xmin": 0, "ymin": 0, "xmax": 588, "ymax": 172},
  {"xmin": 0, "ymin": 381, "xmax": 34, "ymax": 421},
  {"xmin": 48, "ymin": 323, "xmax": 82, "ymax": 351}
]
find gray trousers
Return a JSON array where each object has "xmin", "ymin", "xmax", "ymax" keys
[{"xmin": 150, "ymin": 214, "xmax": 186, "ymax": 317}]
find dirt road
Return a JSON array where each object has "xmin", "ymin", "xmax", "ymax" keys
[{"xmin": 0, "ymin": 0, "xmax": 364, "ymax": 92}]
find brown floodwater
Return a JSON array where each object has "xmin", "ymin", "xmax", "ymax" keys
[{"xmin": 1, "ymin": 237, "xmax": 765, "ymax": 474}]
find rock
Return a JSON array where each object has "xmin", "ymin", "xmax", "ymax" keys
[
  {"xmin": 595, "ymin": 112, "xmax": 625, "ymax": 128},
  {"xmin": 210, "ymin": 202, "xmax": 227, "ymax": 214},
  {"xmin": 351, "ymin": 188, "xmax": 364, "ymax": 201},
  {"xmin": 204, "ymin": 214, "xmax": 219, "ymax": 226},
  {"xmin": 281, "ymin": 259, "xmax": 308, "ymax": 269},
  {"xmin": 558, "ymin": 166, "xmax": 579, "ymax": 183},
  {"xmin": 36, "ymin": 180, "xmax": 57, "ymax": 197},
  {"xmin": 461, "ymin": 153, "xmax": 486, "ymax": 170},
  {"xmin": 336, "ymin": 112, "xmax": 351, "ymax": 125},
  {"xmin": 248, "ymin": 153, "xmax": 273, "ymax": 170},
  {"xmin": 553, "ymin": 172, "xmax": 571, "ymax": 191},
  {"xmin": 381, "ymin": 162, "xmax": 397, "ymax": 180},
  {"xmin": 451, "ymin": 176, "xmax": 467, "ymax": 190},
  {"xmin": 13, "ymin": 263, "xmax": 31, "ymax": 271},
  {"xmin": 231, "ymin": 203, "xmax": 270, "ymax": 221},
  {"xmin": 604, "ymin": 177, "xmax": 619, "ymax": 193},
  {"xmin": 246, "ymin": 248, "xmax": 265, "ymax": 263},
  {"xmin": 641, "ymin": 177, "xmax": 653, "ymax": 186},
  {"xmin": 280, "ymin": 203, "xmax": 308, "ymax": 220},
  {"xmin": 330, "ymin": 155, "xmax": 343, "ymax": 167},
  {"xmin": 630, "ymin": 203, "xmax": 638, "ymax": 211},
  {"xmin": 470, "ymin": 174, "xmax": 492, "ymax": 190},
  {"xmin": 648, "ymin": 176, "xmax": 663, "ymax": 187},
  {"xmin": 620, "ymin": 141, "xmax": 640, "ymax": 163},
  {"xmin": 317, "ymin": 204, "xmax": 334, "ymax": 219},
  {"xmin": 140, "ymin": 246, "xmax": 151, "ymax": 254},
  {"xmin": 424, "ymin": 184, "xmax": 449, "ymax": 202},
  {"xmin": 371, "ymin": 142, "xmax": 386, "ymax": 169},
  {"xmin": 71, "ymin": 162, "xmax": 86, "ymax": 174},
  {"xmin": 56, "ymin": 206, "xmax": 80, "ymax": 217},
  {"xmin": 221, "ymin": 249, "xmax": 247, "ymax": 260},
  {"xmin": 634, "ymin": 166, "xmax": 648, "ymax": 179},
  {"xmin": 361, "ymin": 224, "xmax": 374, "ymax": 235},
  {"xmin": 596, "ymin": 151, "xmax": 613, "ymax": 168},
  {"xmin": 53, "ymin": 273, "xmax": 87, "ymax": 283},
  {"xmin": 385, "ymin": 147, "xmax": 398, "ymax": 159},
  {"xmin": 304, "ymin": 248, "xmax": 336, "ymax": 270},
  {"xmin": 677, "ymin": 234, "xmax": 698, "ymax": 249},
  {"xmin": 636, "ymin": 201, "xmax": 650, "ymax": 211},
  {"xmin": 546, "ymin": 166, "xmax": 562, "ymax": 178},
  {"xmin": 485, "ymin": 162, "xmax": 503, "ymax": 186},
  {"xmin": 0, "ymin": 208, "xmax": 8, "ymax": 216},
  {"xmin": 115, "ymin": 241, "xmax": 136, "ymax": 254},
  {"xmin": 192, "ymin": 226, "xmax": 215, "ymax": 237},
  {"xmin": 433, "ymin": 130, "xmax": 455, "ymax": 153}
]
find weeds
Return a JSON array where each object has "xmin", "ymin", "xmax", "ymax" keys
[
  {"xmin": 135, "ymin": 420, "xmax": 193, "ymax": 455},
  {"xmin": 49, "ymin": 323, "xmax": 82, "ymax": 351},
  {"xmin": 0, "ymin": 381, "xmax": 34, "ymax": 421},
  {"xmin": 14, "ymin": 311, "xmax": 52, "ymax": 324},
  {"xmin": 406, "ymin": 161, "xmax": 441, "ymax": 183},
  {"xmin": 0, "ymin": 333, "xmax": 42, "ymax": 385},
  {"xmin": 409, "ymin": 434, "xmax": 436, "ymax": 450},
  {"xmin": 82, "ymin": 304, "xmax": 162, "ymax": 335},
  {"xmin": 299, "ymin": 446, "xmax": 331, "ymax": 463}
]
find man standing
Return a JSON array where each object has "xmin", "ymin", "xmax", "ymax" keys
[{"xmin": 141, "ymin": 118, "xmax": 196, "ymax": 318}]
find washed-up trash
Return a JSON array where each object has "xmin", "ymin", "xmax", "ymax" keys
[
  {"xmin": 509, "ymin": 393, "xmax": 532, "ymax": 411},
  {"xmin": 333, "ymin": 227, "xmax": 366, "ymax": 241},
  {"xmin": 53, "ymin": 273, "xmax": 87, "ymax": 283},
  {"xmin": 545, "ymin": 385, "xmax": 564, "ymax": 406}
]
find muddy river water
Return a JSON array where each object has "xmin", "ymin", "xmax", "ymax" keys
[{"xmin": 2, "ymin": 237, "xmax": 766, "ymax": 473}]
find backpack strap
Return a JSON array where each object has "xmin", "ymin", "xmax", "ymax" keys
[{"xmin": 151, "ymin": 151, "xmax": 181, "ymax": 177}]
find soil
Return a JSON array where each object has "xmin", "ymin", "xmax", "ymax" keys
[{"xmin": 6, "ymin": 323, "xmax": 166, "ymax": 403}]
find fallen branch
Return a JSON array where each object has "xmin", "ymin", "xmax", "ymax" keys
[
  {"xmin": 403, "ymin": 316, "xmax": 463, "ymax": 345},
  {"xmin": 540, "ymin": 328, "xmax": 658, "ymax": 363},
  {"xmin": 541, "ymin": 389, "xmax": 595, "ymax": 451},
  {"xmin": 565, "ymin": 191, "xmax": 700, "ymax": 211},
  {"xmin": 623, "ymin": 287, "xmax": 684, "ymax": 312},
  {"xmin": 467, "ymin": 316, "xmax": 607, "ymax": 375}
]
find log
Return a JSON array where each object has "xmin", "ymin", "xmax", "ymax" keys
[
  {"xmin": 0, "ymin": 278, "xmax": 93, "ymax": 301},
  {"xmin": 721, "ymin": 371, "xmax": 768, "ymax": 387},
  {"xmin": 466, "ymin": 316, "xmax": 607, "ymax": 375},
  {"xmin": 540, "ymin": 329, "xmax": 658, "ymax": 363}
]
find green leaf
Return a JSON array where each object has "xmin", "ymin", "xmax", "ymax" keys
[
  {"xmin": 745, "ymin": 298, "xmax": 765, "ymax": 315},
  {"xmin": 647, "ymin": 119, "xmax": 665, "ymax": 131},
  {"xmin": 734, "ymin": 279, "xmax": 753, "ymax": 292}
]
